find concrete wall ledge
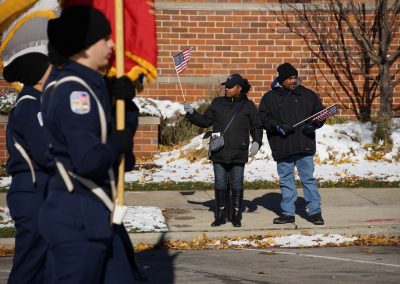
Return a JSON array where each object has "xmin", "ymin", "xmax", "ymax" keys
[
  {"xmin": 0, "ymin": 115, "xmax": 160, "ymax": 125},
  {"xmin": 139, "ymin": 116, "xmax": 160, "ymax": 125}
]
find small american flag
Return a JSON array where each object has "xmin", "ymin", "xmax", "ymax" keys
[
  {"xmin": 312, "ymin": 104, "xmax": 338, "ymax": 123},
  {"xmin": 173, "ymin": 47, "xmax": 193, "ymax": 74}
]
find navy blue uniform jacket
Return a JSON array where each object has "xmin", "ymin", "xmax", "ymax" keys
[
  {"xmin": 44, "ymin": 61, "xmax": 138, "ymax": 240},
  {"xmin": 6, "ymin": 86, "xmax": 49, "ymax": 175}
]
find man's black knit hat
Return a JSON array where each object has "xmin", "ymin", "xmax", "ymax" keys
[
  {"xmin": 3, "ymin": 53, "xmax": 49, "ymax": 86},
  {"xmin": 277, "ymin": 63, "xmax": 298, "ymax": 83},
  {"xmin": 47, "ymin": 5, "xmax": 111, "ymax": 58}
]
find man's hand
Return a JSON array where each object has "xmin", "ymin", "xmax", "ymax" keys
[
  {"xmin": 109, "ymin": 129, "xmax": 133, "ymax": 154},
  {"xmin": 111, "ymin": 76, "xmax": 136, "ymax": 102},
  {"xmin": 276, "ymin": 124, "xmax": 293, "ymax": 136},
  {"xmin": 248, "ymin": 142, "xmax": 260, "ymax": 157},
  {"xmin": 183, "ymin": 102, "xmax": 194, "ymax": 114},
  {"xmin": 303, "ymin": 121, "xmax": 323, "ymax": 135}
]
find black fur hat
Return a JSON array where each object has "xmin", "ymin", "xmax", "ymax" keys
[
  {"xmin": 3, "ymin": 53, "xmax": 49, "ymax": 86},
  {"xmin": 47, "ymin": 5, "xmax": 111, "ymax": 58}
]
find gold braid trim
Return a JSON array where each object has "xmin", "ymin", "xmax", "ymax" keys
[{"xmin": 0, "ymin": 10, "xmax": 57, "ymax": 54}]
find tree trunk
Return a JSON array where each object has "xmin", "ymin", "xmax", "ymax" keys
[{"xmin": 373, "ymin": 62, "xmax": 393, "ymax": 151}]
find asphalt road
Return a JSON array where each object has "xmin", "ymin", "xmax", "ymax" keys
[{"xmin": 1, "ymin": 246, "xmax": 399, "ymax": 283}]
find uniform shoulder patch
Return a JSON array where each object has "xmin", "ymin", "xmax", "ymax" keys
[{"xmin": 70, "ymin": 91, "xmax": 91, "ymax": 114}]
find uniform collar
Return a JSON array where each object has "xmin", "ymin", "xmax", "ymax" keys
[
  {"xmin": 19, "ymin": 85, "xmax": 41, "ymax": 100},
  {"xmin": 63, "ymin": 60, "xmax": 104, "ymax": 88}
]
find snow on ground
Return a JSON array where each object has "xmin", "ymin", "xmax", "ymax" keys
[
  {"xmin": 225, "ymin": 234, "xmax": 358, "ymax": 248},
  {"xmin": 0, "ymin": 206, "xmax": 168, "ymax": 233},
  {"xmin": 126, "ymin": 119, "xmax": 400, "ymax": 184},
  {"xmin": 123, "ymin": 206, "xmax": 168, "ymax": 233}
]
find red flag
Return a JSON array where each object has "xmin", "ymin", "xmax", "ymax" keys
[{"xmin": 63, "ymin": 0, "xmax": 157, "ymax": 82}]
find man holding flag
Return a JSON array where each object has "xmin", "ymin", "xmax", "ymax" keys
[{"xmin": 259, "ymin": 63, "xmax": 328, "ymax": 226}]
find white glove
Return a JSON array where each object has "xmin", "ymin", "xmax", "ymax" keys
[
  {"xmin": 248, "ymin": 141, "xmax": 260, "ymax": 157},
  {"xmin": 183, "ymin": 102, "xmax": 194, "ymax": 114},
  {"xmin": 112, "ymin": 201, "xmax": 128, "ymax": 224}
]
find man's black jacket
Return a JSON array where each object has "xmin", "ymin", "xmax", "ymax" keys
[
  {"xmin": 186, "ymin": 93, "xmax": 263, "ymax": 164},
  {"xmin": 259, "ymin": 85, "xmax": 324, "ymax": 161}
]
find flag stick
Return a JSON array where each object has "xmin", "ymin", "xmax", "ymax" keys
[
  {"xmin": 176, "ymin": 70, "xmax": 186, "ymax": 102},
  {"xmin": 172, "ymin": 57, "xmax": 186, "ymax": 102},
  {"xmin": 292, "ymin": 104, "xmax": 337, "ymax": 128},
  {"xmin": 115, "ymin": 0, "xmax": 125, "ymax": 206}
]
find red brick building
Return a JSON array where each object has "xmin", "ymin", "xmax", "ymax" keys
[{"xmin": 145, "ymin": 0, "xmax": 399, "ymax": 118}]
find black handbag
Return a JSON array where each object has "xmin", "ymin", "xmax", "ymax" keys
[{"xmin": 209, "ymin": 134, "xmax": 225, "ymax": 152}]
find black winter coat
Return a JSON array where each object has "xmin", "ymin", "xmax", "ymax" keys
[
  {"xmin": 186, "ymin": 93, "xmax": 263, "ymax": 164},
  {"xmin": 259, "ymin": 85, "xmax": 324, "ymax": 161}
]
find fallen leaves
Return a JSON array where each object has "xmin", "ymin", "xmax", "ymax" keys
[
  {"xmin": 132, "ymin": 233, "xmax": 400, "ymax": 251},
  {"xmin": 0, "ymin": 245, "xmax": 14, "ymax": 257}
]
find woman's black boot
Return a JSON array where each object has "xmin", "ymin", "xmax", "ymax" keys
[
  {"xmin": 231, "ymin": 190, "xmax": 243, "ymax": 227},
  {"xmin": 211, "ymin": 190, "xmax": 226, "ymax": 226}
]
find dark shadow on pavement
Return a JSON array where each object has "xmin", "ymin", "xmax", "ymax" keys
[
  {"xmin": 249, "ymin": 192, "xmax": 308, "ymax": 220},
  {"xmin": 135, "ymin": 232, "xmax": 179, "ymax": 284},
  {"xmin": 186, "ymin": 191, "xmax": 309, "ymax": 220}
]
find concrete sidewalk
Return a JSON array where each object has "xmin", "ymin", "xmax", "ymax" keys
[{"xmin": 1, "ymin": 188, "xmax": 399, "ymax": 246}]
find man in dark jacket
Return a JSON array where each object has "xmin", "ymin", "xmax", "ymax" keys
[
  {"xmin": 183, "ymin": 74, "xmax": 263, "ymax": 227},
  {"xmin": 259, "ymin": 63, "xmax": 325, "ymax": 225}
]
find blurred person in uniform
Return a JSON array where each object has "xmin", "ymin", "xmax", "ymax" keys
[
  {"xmin": 38, "ymin": 5, "xmax": 141, "ymax": 283},
  {"xmin": 1, "ymin": 16, "xmax": 52, "ymax": 284},
  {"xmin": 183, "ymin": 74, "xmax": 263, "ymax": 227},
  {"xmin": 259, "ymin": 63, "xmax": 325, "ymax": 225}
]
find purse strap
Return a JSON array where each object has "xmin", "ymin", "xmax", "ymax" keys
[{"xmin": 221, "ymin": 99, "xmax": 247, "ymax": 135}]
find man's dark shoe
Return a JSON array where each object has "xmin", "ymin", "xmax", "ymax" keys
[
  {"xmin": 273, "ymin": 215, "xmax": 295, "ymax": 224},
  {"xmin": 308, "ymin": 213, "xmax": 324, "ymax": 225}
]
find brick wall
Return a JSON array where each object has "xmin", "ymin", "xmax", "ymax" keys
[
  {"xmin": 139, "ymin": 0, "xmax": 399, "ymax": 120},
  {"xmin": 0, "ymin": 115, "xmax": 160, "ymax": 163},
  {"xmin": 134, "ymin": 117, "xmax": 160, "ymax": 159}
]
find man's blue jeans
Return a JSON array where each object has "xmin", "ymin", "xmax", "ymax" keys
[
  {"xmin": 213, "ymin": 163, "xmax": 244, "ymax": 193},
  {"xmin": 276, "ymin": 154, "xmax": 321, "ymax": 216}
]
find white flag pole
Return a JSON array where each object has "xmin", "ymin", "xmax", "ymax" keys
[{"xmin": 292, "ymin": 104, "xmax": 337, "ymax": 128}]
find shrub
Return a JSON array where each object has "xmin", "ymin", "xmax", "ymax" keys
[
  {"xmin": 159, "ymin": 86, "xmax": 222, "ymax": 146},
  {"xmin": 0, "ymin": 88, "xmax": 18, "ymax": 115},
  {"xmin": 325, "ymin": 116, "xmax": 349, "ymax": 124},
  {"xmin": 159, "ymin": 102, "xmax": 211, "ymax": 146}
]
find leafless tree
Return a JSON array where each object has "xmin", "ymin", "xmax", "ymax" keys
[{"xmin": 279, "ymin": 0, "xmax": 400, "ymax": 148}]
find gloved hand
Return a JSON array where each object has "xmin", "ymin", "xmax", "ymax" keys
[
  {"xmin": 248, "ymin": 141, "xmax": 260, "ymax": 157},
  {"xmin": 111, "ymin": 76, "xmax": 136, "ymax": 102},
  {"xmin": 183, "ymin": 102, "xmax": 194, "ymax": 114},
  {"xmin": 109, "ymin": 129, "xmax": 133, "ymax": 154},
  {"xmin": 276, "ymin": 124, "xmax": 293, "ymax": 136},
  {"xmin": 302, "ymin": 121, "xmax": 323, "ymax": 135}
]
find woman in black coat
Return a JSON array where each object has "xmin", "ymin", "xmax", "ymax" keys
[{"xmin": 183, "ymin": 74, "xmax": 263, "ymax": 227}]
